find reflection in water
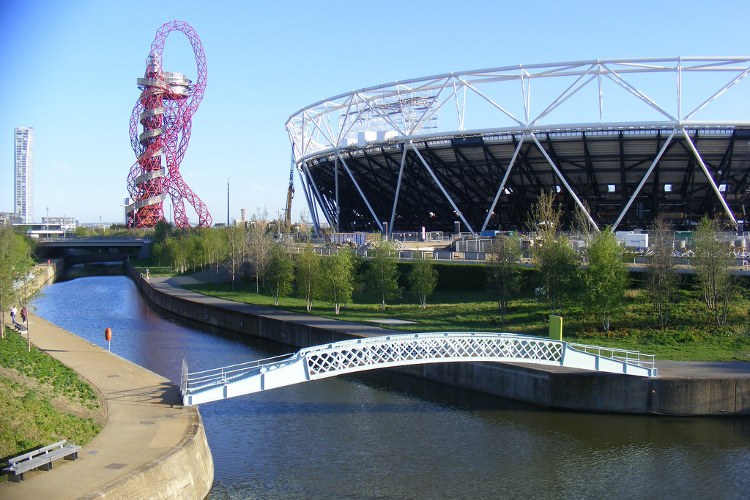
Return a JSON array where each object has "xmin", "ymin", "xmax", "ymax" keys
[{"xmin": 32, "ymin": 272, "xmax": 750, "ymax": 499}]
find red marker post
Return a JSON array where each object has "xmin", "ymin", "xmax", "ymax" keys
[{"xmin": 105, "ymin": 328, "xmax": 112, "ymax": 352}]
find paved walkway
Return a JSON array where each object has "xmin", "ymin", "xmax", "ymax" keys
[{"xmin": 0, "ymin": 313, "xmax": 198, "ymax": 499}]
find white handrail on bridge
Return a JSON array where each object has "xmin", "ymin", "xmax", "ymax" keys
[
  {"xmin": 180, "ymin": 332, "xmax": 658, "ymax": 406},
  {"xmin": 567, "ymin": 342, "xmax": 656, "ymax": 373},
  {"xmin": 182, "ymin": 353, "xmax": 295, "ymax": 391}
]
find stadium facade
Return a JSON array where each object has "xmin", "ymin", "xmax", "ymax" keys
[{"xmin": 286, "ymin": 58, "xmax": 750, "ymax": 235}]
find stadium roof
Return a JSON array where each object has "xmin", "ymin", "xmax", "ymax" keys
[{"xmin": 286, "ymin": 58, "xmax": 750, "ymax": 233}]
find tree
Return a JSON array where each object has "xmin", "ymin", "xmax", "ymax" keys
[
  {"xmin": 0, "ymin": 227, "xmax": 28, "ymax": 338},
  {"xmin": 535, "ymin": 234, "xmax": 578, "ymax": 315},
  {"xmin": 295, "ymin": 243, "xmax": 321, "ymax": 312},
  {"xmin": 201, "ymin": 227, "xmax": 227, "ymax": 286},
  {"xmin": 572, "ymin": 200, "xmax": 595, "ymax": 239},
  {"xmin": 190, "ymin": 231, "xmax": 207, "ymax": 272},
  {"xmin": 172, "ymin": 230, "xmax": 192, "ymax": 274},
  {"xmin": 322, "ymin": 249, "xmax": 356, "ymax": 314},
  {"xmin": 225, "ymin": 225, "xmax": 248, "ymax": 290},
  {"xmin": 246, "ymin": 221, "xmax": 274, "ymax": 293},
  {"xmin": 585, "ymin": 227, "xmax": 629, "ymax": 331},
  {"xmin": 527, "ymin": 190, "xmax": 577, "ymax": 315},
  {"xmin": 17, "ymin": 266, "xmax": 43, "ymax": 352},
  {"xmin": 151, "ymin": 219, "xmax": 173, "ymax": 246},
  {"xmin": 151, "ymin": 239, "xmax": 169, "ymax": 268},
  {"xmin": 693, "ymin": 216, "xmax": 735, "ymax": 326},
  {"xmin": 486, "ymin": 235, "xmax": 521, "ymax": 323},
  {"xmin": 647, "ymin": 216, "xmax": 678, "ymax": 329},
  {"xmin": 0, "ymin": 228, "xmax": 41, "ymax": 351},
  {"xmin": 166, "ymin": 234, "xmax": 189, "ymax": 274},
  {"xmin": 526, "ymin": 189, "xmax": 562, "ymax": 239},
  {"xmin": 408, "ymin": 253, "xmax": 438, "ymax": 309},
  {"xmin": 366, "ymin": 239, "xmax": 401, "ymax": 311},
  {"xmin": 572, "ymin": 202, "xmax": 595, "ymax": 265},
  {"xmin": 265, "ymin": 243, "xmax": 294, "ymax": 306}
]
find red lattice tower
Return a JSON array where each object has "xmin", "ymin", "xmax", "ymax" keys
[{"xmin": 127, "ymin": 21, "xmax": 213, "ymax": 228}]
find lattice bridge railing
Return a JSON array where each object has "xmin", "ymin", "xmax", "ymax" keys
[{"xmin": 301, "ymin": 332, "xmax": 563, "ymax": 379}]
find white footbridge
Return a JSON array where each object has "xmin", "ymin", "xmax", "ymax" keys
[{"xmin": 180, "ymin": 332, "xmax": 657, "ymax": 406}]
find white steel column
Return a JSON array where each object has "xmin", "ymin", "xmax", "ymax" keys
[
  {"xmin": 297, "ymin": 166, "xmax": 319, "ymax": 230},
  {"xmin": 612, "ymin": 129, "xmax": 676, "ymax": 231},
  {"xmin": 482, "ymin": 136, "xmax": 525, "ymax": 232},
  {"xmin": 302, "ymin": 162, "xmax": 331, "ymax": 230},
  {"xmin": 681, "ymin": 129, "xmax": 738, "ymax": 226},
  {"xmin": 410, "ymin": 142, "xmax": 475, "ymax": 235},
  {"xmin": 337, "ymin": 153, "xmax": 384, "ymax": 233},
  {"xmin": 530, "ymin": 133, "xmax": 599, "ymax": 232},
  {"xmin": 389, "ymin": 145, "xmax": 410, "ymax": 238},
  {"xmin": 334, "ymin": 157, "xmax": 340, "ymax": 231}
]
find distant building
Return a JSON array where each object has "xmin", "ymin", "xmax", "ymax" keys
[
  {"xmin": 13, "ymin": 222, "xmax": 64, "ymax": 239},
  {"xmin": 14, "ymin": 127, "xmax": 34, "ymax": 224},
  {"xmin": 0, "ymin": 212, "xmax": 21, "ymax": 227},
  {"xmin": 41, "ymin": 216, "xmax": 78, "ymax": 233}
]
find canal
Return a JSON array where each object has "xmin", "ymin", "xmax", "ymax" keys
[{"xmin": 32, "ymin": 268, "xmax": 750, "ymax": 499}]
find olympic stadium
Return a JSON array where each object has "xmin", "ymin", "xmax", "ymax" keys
[{"xmin": 286, "ymin": 58, "xmax": 750, "ymax": 235}]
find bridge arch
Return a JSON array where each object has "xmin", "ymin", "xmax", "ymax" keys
[{"xmin": 181, "ymin": 332, "xmax": 657, "ymax": 406}]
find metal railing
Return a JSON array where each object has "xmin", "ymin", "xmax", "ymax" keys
[
  {"xmin": 567, "ymin": 342, "xmax": 656, "ymax": 372},
  {"xmin": 181, "ymin": 353, "xmax": 294, "ymax": 392}
]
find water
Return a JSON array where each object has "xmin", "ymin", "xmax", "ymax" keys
[{"xmin": 32, "ymin": 269, "xmax": 750, "ymax": 499}]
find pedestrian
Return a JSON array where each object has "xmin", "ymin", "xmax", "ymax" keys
[
  {"xmin": 21, "ymin": 306, "xmax": 27, "ymax": 324},
  {"xmin": 10, "ymin": 305, "xmax": 17, "ymax": 325}
]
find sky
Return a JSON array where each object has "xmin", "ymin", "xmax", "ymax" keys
[{"xmin": 1, "ymin": 0, "xmax": 750, "ymax": 225}]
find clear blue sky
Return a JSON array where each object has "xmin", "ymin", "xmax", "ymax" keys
[{"xmin": 2, "ymin": 0, "xmax": 749, "ymax": 224}]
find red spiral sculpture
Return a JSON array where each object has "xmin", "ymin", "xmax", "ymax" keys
[{"xmin": 127, "ymin": 21, "xmax": 212, "ymax": 228}]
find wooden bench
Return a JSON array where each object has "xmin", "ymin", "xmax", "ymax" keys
[{"xmin": 3, "ymin": 440, "xmax": 81, "ymax": 482}]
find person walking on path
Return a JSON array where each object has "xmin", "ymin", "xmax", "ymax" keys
[
  {"xmin": 10, "ymin": 306, "xmax": 17, "ymax": 325},
  {"xmin": 20, "ymin": 307, "xmax": 27, "ymax": 324}
]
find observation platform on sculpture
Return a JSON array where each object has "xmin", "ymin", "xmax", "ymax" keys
[{"xmin": 181, "ymin": 331, "xmax": 657, "ymax": 406}]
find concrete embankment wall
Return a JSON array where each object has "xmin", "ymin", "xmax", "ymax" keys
[
  {"xmin": 34, "ymin": 258, "xmax": 63, "ymax": 287},
  {"xmin": 32, "ymin": 260, "xmax": 214, "ymax": 499},
  {"xmin": 124, "ymin": 263, "xmax": 750, "ymax": 416},
  {"xmin": 94, "ymin": 409, "xmax": 213, "ymax": 500}
]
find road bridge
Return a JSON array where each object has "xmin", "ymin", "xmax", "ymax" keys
[
  {"xmin": 180, "ymin": 332, "xmax": 657, "ymax": 406},
  {"xmin": 37, "ymin": 237, "xmax": 151, "ymax": 261},
  {"xmin": 38, "ymin": 236, "xmax": 148, "ymax": 249}
]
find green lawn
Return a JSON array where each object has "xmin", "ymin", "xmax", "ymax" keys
[{"xmin": 182, "ymin": 282, "xmax": 750, "ymax": 362}]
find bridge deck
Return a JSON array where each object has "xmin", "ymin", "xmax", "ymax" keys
[
  {"xmin": 38, "ymin": 237, "xmax": 147, "ymax": 248},
  {"xmin": 181, "ymin": 332, "xmax": 657, "ymax": 406}
]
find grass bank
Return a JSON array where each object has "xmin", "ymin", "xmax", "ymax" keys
[
  {"xmin": 180, "ymin": 281, "xmax": 750, "ymax": 362},
  {"xmin": 131, "ymin": 259, "xmax": 750, "ymax": 362},
  {"xmin": 0, "ymin": 329, "xmax": 104, "ymax": 475}
]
